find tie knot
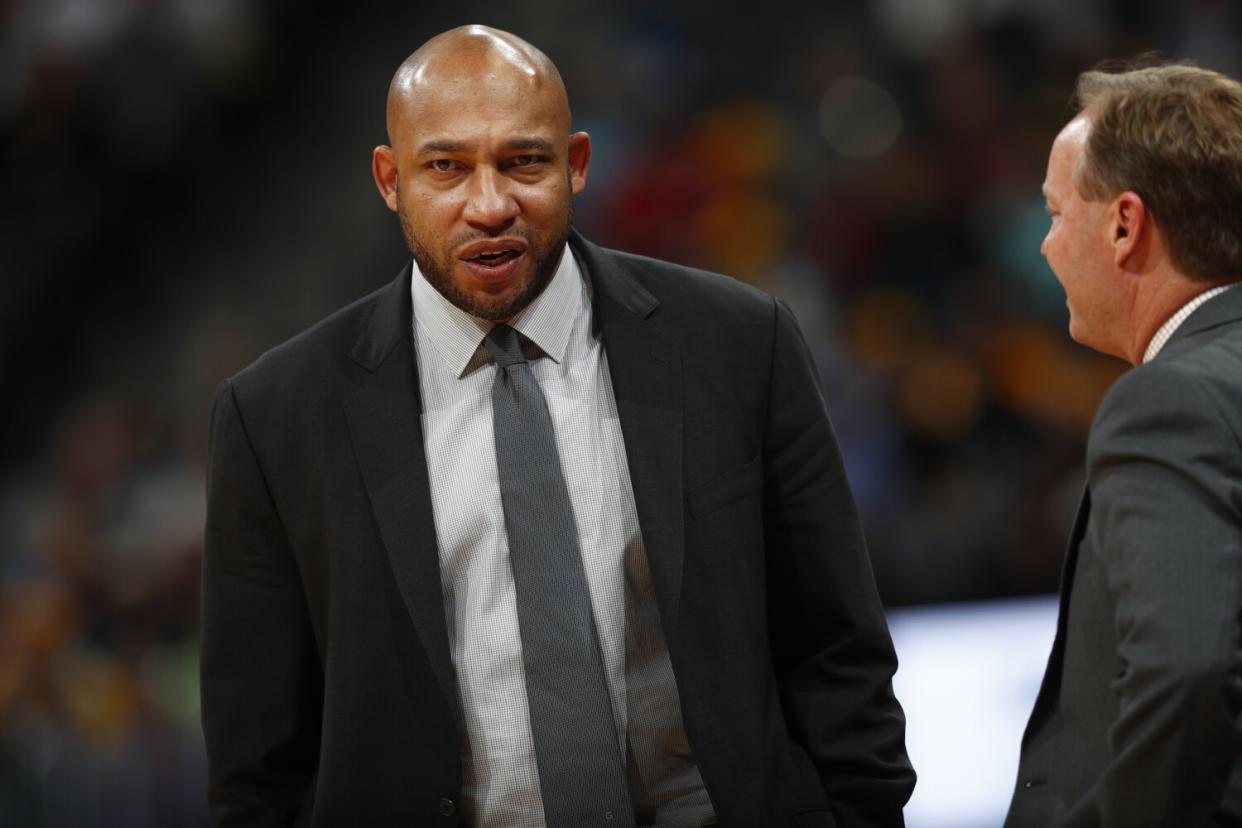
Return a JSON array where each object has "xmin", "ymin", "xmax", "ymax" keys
[{"xmin": 484, "ymin": 324, "xmax": 527, "ymax": 368}]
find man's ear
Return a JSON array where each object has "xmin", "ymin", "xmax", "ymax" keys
[
  {"xmin": 372, "ymin": 145, "xmax": 400, "ymax": 212},
  {"xmin": 1110, "ymin": 191, "xmax": 1147, "ymax": 269},
  {"xmin": 567, "ymin": 132, "xmax": 591, "ymax": 195}
]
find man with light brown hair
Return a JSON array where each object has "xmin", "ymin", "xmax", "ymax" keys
[{"xmin": 1006, "ymin": 62, "xmax": 1242, "ymax": 827}]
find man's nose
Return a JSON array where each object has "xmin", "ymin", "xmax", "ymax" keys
[{"xmin": 463, "ymin": 167, "xmax": 518, "ymax": 230}]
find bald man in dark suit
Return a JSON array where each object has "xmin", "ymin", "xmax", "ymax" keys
[{"xmin": 201, "ymin": 25, "xmax": 914, "ymax": 827}]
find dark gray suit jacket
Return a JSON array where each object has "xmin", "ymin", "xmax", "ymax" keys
[
  {"xmin": 201, "ymin": 230, "xmax": 914, "ymax": 826},
  {"xmin": 1006, "ymin": 285, "xmax": 1242, "ymax": 827}
]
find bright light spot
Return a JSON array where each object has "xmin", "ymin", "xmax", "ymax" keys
[
  {"xmin": 819, "ymin": 76, "xmax": 903, "ymax": 160},
  {"xmin": 889, "ymin": 596, "xmax": 1058, "ymax": 828}
]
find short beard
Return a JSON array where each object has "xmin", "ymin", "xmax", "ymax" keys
[{"xmin": 397, "ymin": 191, "xmax": 571, "ymax": 322}]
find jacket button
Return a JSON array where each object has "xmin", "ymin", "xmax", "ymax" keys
[{"xmin": 439, "ymin": 798, "xmax": 456, "ymax": 817}]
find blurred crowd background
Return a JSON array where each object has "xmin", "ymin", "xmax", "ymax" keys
[{"xmin": 3, "ymin": 0, "xmax": 1240, "ymax": 823}]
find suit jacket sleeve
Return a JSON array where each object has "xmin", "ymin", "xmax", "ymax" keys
[
  {"xmin": 1077, "ymin": 362, "xmax": 1242, "ymax": 826},
  {"xmin": 201, "ymin": 379, "xmax": 324, "ymax": 826},
  {"xmin": 762, "ymin": 299, "xmax": 915, "ymax": 827}
]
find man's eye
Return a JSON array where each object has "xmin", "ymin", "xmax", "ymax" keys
[
  {"xmin": 512, "ymin": 155, "xmax": 541, "ymax": 167},
  {"xmin": 430, "ymin": 159, "xmax": 457, "ymax": 173}
]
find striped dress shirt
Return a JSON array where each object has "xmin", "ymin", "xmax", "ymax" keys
[
  {"xmin": 410, "ymin": 245, "xmax": 714, "ymax": 826},
  {"xmin": 1143, "ymin": 284, "xmax": 1236, "ymax": 363}
]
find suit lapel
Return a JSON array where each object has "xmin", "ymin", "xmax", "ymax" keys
[
  {"xmin": 342, "ymin": 263, "xmax": 457, "ymax": 708},
  {"xmin": 339, "ymin": 236, "xmax": 694, "ymax": 706},
  {"xmin": 572, "ymin": 231, "xmax": 687, "ymax": 640},
  {"xmin": 1023, "ymin": 488, "xmax": 1090, "ymax": 745}
]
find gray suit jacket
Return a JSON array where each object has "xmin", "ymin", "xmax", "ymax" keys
[
  {"xmin": 1006, "ymin": 285, "xmax": 1242, "ymax": 827},
  {"xmin": 201, "ymin": 230, "xmax": 914, "ymax": 826}
]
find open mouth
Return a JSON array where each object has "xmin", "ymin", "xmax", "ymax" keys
[
  {"xmin": 466, "ymin": 249, "xmax": 521, "ymax": 266},
  {"xmin": 458, "ymin": 241, "xmax": 527, "ymax": 284}
]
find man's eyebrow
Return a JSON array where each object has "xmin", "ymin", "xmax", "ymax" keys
[
  {"xmin": 416, "ymin": 138, "xmax": 554, "ymax": 155},
  {"xmin": 418, "ymin": 140, "xmax": 469, "ymax": 155},
  {"xmin": 505, "ymin": 138, "xmax": 554, "ymax": 152}
]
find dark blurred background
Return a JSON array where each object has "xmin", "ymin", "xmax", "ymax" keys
[{"xmin": 3, "ymin": 0, "xmax": 1240, "ymax": 823}]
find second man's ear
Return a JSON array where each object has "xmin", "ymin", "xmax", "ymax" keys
[
  {"xmin": 567, "ymin": 132, "xmax": 592, "ymax": 196},
  {"xmin": 372, "ymin": 145, "xmax": 400, "ymax": 213},
  {"xmin": 1111, "ymin": 191, "xmax": 1147, "ymax": 268}
]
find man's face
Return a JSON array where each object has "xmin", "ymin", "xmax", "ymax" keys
[
  {"xmin": 377, "ymin": 61, "xmax": 590, "ymax": 321},
  {"xmin": 1040, "ymin": 116, "xmax": 1120, "ymax": 354}
]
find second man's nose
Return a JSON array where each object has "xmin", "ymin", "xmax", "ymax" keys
[{"xmin": 463, "ymin": 167, "xmax": 519, "ymax": 230}]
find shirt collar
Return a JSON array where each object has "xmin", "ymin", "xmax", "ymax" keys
[
  {"xmin": 410, "ymin": 242, "xmax": 583, "ymax": 377},
  {"xmin": 1142, "ymin": 283, "xmax": 1236, "ymax": 363}
]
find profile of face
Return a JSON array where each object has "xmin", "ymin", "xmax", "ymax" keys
[
  {"xmin": 1040, "ymin": 116, "xmax": 1125, "ymax": 356},
  {"xmin": 372, "ymin": 27, "xmax": 591, "ymax": 321}
]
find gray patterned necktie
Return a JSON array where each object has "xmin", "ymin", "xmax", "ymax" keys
[{"xmin": 483, "ymin": 323, "xmax": 635, "ymax": 827}]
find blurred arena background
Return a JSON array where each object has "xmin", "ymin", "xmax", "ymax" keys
[{"xmin": 3, "ymin": 0, "xmax": 1238, "ymax": 824}]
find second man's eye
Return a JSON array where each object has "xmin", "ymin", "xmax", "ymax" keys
[{"xmin": 431, "ymin": 159, "xmax": 457, "ymax": 172}]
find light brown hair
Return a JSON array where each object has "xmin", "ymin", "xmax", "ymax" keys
[{"xmin": 1074, "ymin": 62, "xmax": 1242, "ymax": 282}]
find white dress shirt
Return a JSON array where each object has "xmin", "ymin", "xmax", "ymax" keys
[
  {"xmin": 1143, "ymin": 284, "xmax": 1235, "ymax": 363},
  {"xmin": 410, "ymin": 245, "xmax": 714, "ymax": 826}
]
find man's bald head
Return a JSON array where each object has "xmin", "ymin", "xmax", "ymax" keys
[
  {"xmin": 385, "ymin": 25, "xmax": 571, "ymax": 145},
  {"xmin": 370, "ymin": 25, "xmax": 591, "ymax": 322}
]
